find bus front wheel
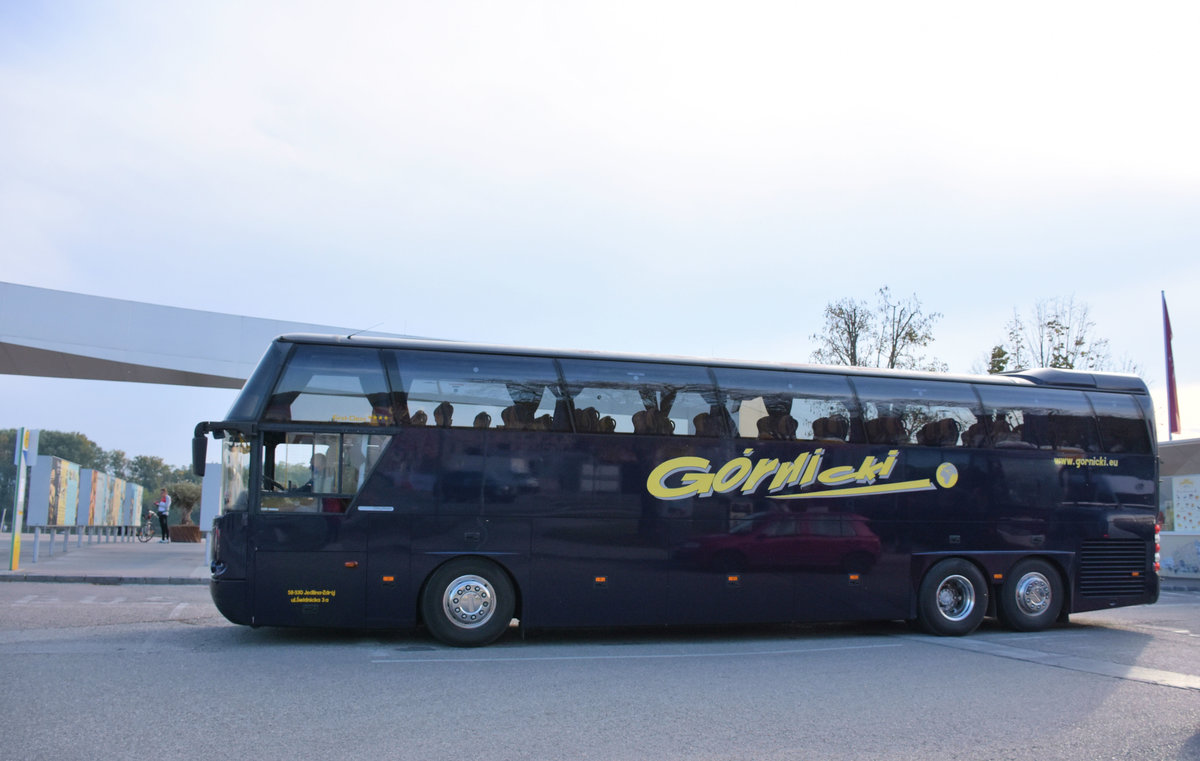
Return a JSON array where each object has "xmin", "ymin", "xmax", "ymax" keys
[
  {"xmin": 917, "ymin": 559, "xmax": 987, "ymax": 636},
  {"xmin": 998, "ymin": 559, "xmax": 1062, "ymax": 632},
  {"xmin": 421, "ymin": 558, "xmax": 515, "ymax": 647}
]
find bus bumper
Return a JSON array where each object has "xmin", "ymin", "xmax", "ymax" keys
[{"xmin": 210, "ymin": 578, "xmax": 252, "ymax": 626}]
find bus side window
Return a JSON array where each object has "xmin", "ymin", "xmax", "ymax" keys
[
  {"xmin": 853, "ymin": 377, "xmax": 982, "ymax": 447},
  {"xmin": 387, "ymin": 350, "xmax": 566, "ymax": 432},
  {"xmin": 259, "ymin": 432, "xmax": 391, "ymax": 514},
  {"xmin": 341, "ymin": 433, "xmax": 393, "ymax": 491},
  {"xmin": 1088, "ymin": 392, "xmax": 1152, "ymax": 454},
  {"xmin": 976, "ymin": 386, "xmax": 1100, "ymax": 452},
  {"xmin": 710, "ymin": 368, "xmax": 858, "ymax": 443},
  {"xmin": 260, "ymin": 432, "xmax": 321, "ymax": 513},
  {"xmin": 559, "ymin": 359, "xmax": 716, "ymax": 436},
  {"xmin": 1048, "ymin": 397, "xmax": 1102, "ymax": 453}
]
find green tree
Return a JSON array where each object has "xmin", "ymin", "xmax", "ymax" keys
[
  {"xmin": 105, "ymin": 450, "xmax": 129, "ymax": 480},
  {"xmin": 811, "ymin": 287, "xmax": 945, "ymax": 371},
  {"xmin": 168, "ymin": 481, "xmax": 203, "ymax": 526},
  {"xmin": 0, "ymin": 429, "xmax": 16, "ymax": 526},
  {"xmin": 0, "ymin": 429, "xmax": 202, "ymax": 525},
  {"xmin": 36, "ymin": 431, "xmax": 107, "ymax": 470},
  {"xmin": 130, "ymin": 455, "xmax": 173, "ymax": 489},
  {"xmin": 170, "ymin": 465, "xmax": 202, "ymax": 486}
]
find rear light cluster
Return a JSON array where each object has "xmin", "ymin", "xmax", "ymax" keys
[{"xmin": 1154, "ymin": 523, "xmax": 1161, "ymax": 573}]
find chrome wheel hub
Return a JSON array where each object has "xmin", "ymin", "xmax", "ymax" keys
[
  {"xmin": 1015, "ymin": 572, "xmax": 1052, "ymax": 616},
  {"xmin": 443, "ymin": 575, "xmax": 495, "ymax": 629},
  {"xmin": 936, "ymin": 574, "xmax": 975, "ymax": 621}
]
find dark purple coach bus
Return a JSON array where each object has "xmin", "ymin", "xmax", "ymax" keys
[{"xmin": 193, "ymin": 334, "xmax": 1159, "ymax": 646}]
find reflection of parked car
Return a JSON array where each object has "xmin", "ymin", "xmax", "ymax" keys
[{"xmin": 679, "ymin": 512, "xmax": 881, "ymax": 573}]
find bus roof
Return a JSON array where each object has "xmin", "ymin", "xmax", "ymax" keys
[{"xmin": 273, "ymin": 333, "xmax": 1149, "ymax": 396}]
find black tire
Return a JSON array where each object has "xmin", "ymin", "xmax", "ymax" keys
[
  {"xmin": 917, "ymin": 559, "xmax": 988, "ymax": 636},
  {"xmin": 998, "ymin": 559, "xmax": 1063, "ymax": 632},
  {"xmin": 137, "ymin": 523, "xmax": 153, "ymax": 543},
  {"xmin": 421, "ymin": 558, "xmax": 515, "ymax": 647}
]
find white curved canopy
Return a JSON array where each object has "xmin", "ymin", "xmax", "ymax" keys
[{"xmin": 0, "ymin": 281, "xmax": 407, "ymax": 389}]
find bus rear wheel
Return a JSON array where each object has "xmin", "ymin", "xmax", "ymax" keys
[
  {"xmin": 421, "ymin": 558, "xmax": 515, "ymax": 647},
  {"xmin": 917, "ymin": 559, "xmax": 987, "ymax": 636},
  {"xmin": 998, "ymin": 559, "xmax": 1062, "ymax": 632}
]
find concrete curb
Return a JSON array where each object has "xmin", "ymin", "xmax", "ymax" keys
[
  {"xmin": 1161, "ymin": 581, "xmax": 1200, "ymax": 594},
  {"xmin": 0, "ymin": 574, "xmax": 208, "ymax": 585}
]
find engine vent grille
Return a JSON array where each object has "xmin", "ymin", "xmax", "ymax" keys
[{"xmin": 1079, "ymin": 539, "xmax": 1149, "ymax": 597}]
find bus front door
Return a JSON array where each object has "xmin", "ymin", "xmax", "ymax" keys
[{"xmin": 251, "ymin": 508, "xmax": 369, "ymax": 628}]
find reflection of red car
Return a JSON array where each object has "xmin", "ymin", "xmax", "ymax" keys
[{"xmin": 679, "ymin": 512, "xmax": 881, "ymax": 574}]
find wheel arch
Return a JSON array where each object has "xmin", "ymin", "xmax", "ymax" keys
[
  {"xmin": 993, "ymin": 553, "xmax": 1071, "ymax": 620},
  {"xmin": 909, "ymin": 553, "xmax": 990, "ymax": 619},
  {"xmin": 910, "ymin": 551, "xmax": 1073, "ymax": 620},
  {"xmin": 415, "ymin": 554, "xmax": 523, "ymax": 627}
]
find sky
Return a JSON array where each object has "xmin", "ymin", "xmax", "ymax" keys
[{"xmin": 1, "ymin": 1, "xmax": 1198, "ymax": 470}]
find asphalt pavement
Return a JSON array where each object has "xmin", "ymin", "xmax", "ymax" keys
[{"xmin": 0, "ymin": 529, "xmax": 210, "ymax": 584}]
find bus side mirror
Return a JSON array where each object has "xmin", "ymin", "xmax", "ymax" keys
[{"xmin": 192, "ymin": 434, "xmax": 208, "ymax": 477}]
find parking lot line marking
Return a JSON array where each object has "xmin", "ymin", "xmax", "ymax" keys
[
  {"xmin": 906, "ymin": 634, "xmax": 1200, "ymax": 692},
  {"xmin": 373, "ymin": 641, "xmax": 902, "ymax": 664}
]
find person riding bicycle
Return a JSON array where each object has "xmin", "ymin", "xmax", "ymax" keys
[{"xmin": 155, "ymin": 488, "xmax": 171, "ymax": 543}]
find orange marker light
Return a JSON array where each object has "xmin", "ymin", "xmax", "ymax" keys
[
  {"xmin": 594, "ymin": 576, "xmax": 607, "ymax": 584},
  {"xmin": 727, "ymin": 575, "xmax": 740, "ymax": 583},
  {"xmin": 382, "ymin": 576, "xmax": 395, "ymax": 583}
]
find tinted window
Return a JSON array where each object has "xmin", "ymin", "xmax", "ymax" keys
[
  {"xmin": 264, "ymin": 345, "xmax": 392, "ymax": 425},
  {"xmin": 229, "ymin": 341, "xmax": 290, "ymax": 421},
  {"xmin": 1088, "ymin": 392, "xmax": 1152, "ymax": 454},
  {"xmin": 711, "ymin": 368, "xmax": 860, "ymax": 442},
  {"xmin": 852, "ymin": 377, "xmax": 984, "ymax": 447},
  {"xmin": 558, "ymin": 359, "xmax": 716, "ymax": 435},
  {"xmin": 975, "ymin": 385, "xmax": 1100, "ymax": 452},
  {"xmin": 388, "ymin": 351, "xmax": 568, "ymax": 431}
]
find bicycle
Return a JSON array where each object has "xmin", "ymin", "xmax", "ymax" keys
[{"xmin": 137, "ymin": 512, "xmax": 157, "ymax": 543}]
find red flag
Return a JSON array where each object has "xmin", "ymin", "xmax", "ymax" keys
[{"xmin": 1164, "ymin": 292, "xmax": 1181, "ymax": 434}]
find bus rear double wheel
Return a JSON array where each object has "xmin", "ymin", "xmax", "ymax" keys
[
  {"xmin": 421, "ymin": 557, "xmax": 516, "ymax": 647},
  {"xmin": 917, "ymin": 558, "xmax": 988, "ymax": 636},
  {"xmin": 997, "ymin": 558, "xmax": 1063, "ymax": 632}
]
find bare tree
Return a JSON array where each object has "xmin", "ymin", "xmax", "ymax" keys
[
  {"xmin": 810, "ymin": 296, "xmax": 874, "ymax": 366},
  {"xmin": 811, "ymin": 288, "xmax": 945, "ymax": 370},
  {"xmin": 873, "ymin": 287, "xmax": 946, "ymax": 371},
  {"xmin": 986, "ymin": 296, "xmax": 1134, "ymax": 373}
]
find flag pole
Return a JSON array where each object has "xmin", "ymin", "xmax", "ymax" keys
[{"xmin": 1163, "ymin": 291, "xmax": 1180, "ymax": 441}]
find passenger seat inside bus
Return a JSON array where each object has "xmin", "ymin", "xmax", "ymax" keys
[
  {"xmin": 574, "ymin": 406, "xmax": 601, "ymax": 433},
  {"xmin": 812, "ymin": 415, "xmax": 850, "ymax": 443},
  {"xmin": 963, "ymin": 420, "xmax": 989, "ymax": 447},
  {"xmin": 916, "ymin": 419, "xmax": 960, "ymax": 447},
  {"xmin": 865, "ymin": 415, "xmax": 907, "ymax": 445},
  {"xmin": 757, "ymin": 412, "xmax": 799, "ymax": 440}
]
